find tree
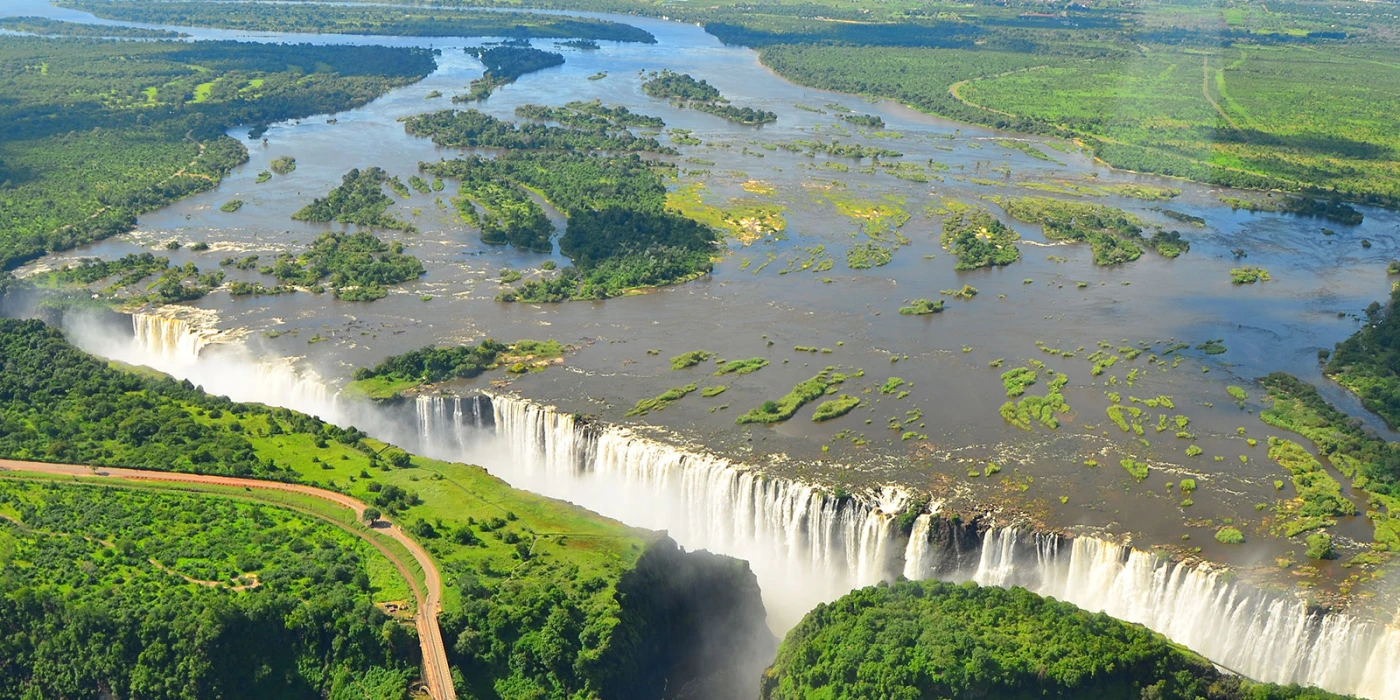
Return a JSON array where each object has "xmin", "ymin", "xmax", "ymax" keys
[{"xmin": 362, "ymin": 507, "xmax": 381, "ymax": 526}]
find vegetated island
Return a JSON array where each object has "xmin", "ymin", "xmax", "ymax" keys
[
  {"xmin": 0, "ymin": 317, "xmax": 773, "ymax": 698},
  {"xmin": 940, "ymin": 201, "xmax": 1020, "ymax": 270},
  {"xmin": 457, "ymin": 46, "xmax": 565, "ymax": 103},
  {"xmin": 257, "ymin": 231, "xmax": 425, "ymax": 302},
  {"xmin": 1000, "ymin": 196, "xmax": 1188, "ymax": 265},
  {"xmin": 0, "ymin": 37, "xmax": 435, "ymax": 271},
  {"xmin": 38, "ymin": 253, "xmax": 225, "ymax": 307},
  {"xmin": 346, "ymin": 339, "xmax": 569, "ymax": 399},
  {"xmin": 293, "ymin": 167, "xmax": 416, "ymax": 233},
  {"xmin": 761, "ymin": 580, "xmax": 1355, "ymax": 700},
  {"xmin": 642, "ymin": 70, "xmax": 777, "ymax": 125},
  {"xmin": 0, "ymin": 16, "xmax": 187, "ymax": 38},
  {"xmin": 56, "ymin": 0, "xmax": 656, "ymax": 43},
  {"xmin": 404, "ymin": 108, "xmax": 672, "ymax": 154},
  {"xmin": 415, "ymin": 143, "xmax": 718, "ymax": 300}
]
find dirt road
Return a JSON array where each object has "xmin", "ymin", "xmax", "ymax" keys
[{"xmin": 0, "ymin": 458, "xmax": 456, "ymax": 700}]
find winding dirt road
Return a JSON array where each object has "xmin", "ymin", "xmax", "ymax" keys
[{"xmin": 0, "ymin": 459, "xmax": 456, "ymax": 700}]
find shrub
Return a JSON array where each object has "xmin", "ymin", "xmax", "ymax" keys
[{"xmin": 1215, "ymin": 527, "xmax": 1244, "ymax": 544}]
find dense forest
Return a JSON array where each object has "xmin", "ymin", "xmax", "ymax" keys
[
  {"xmin": 516, "ymin": 101, "xmax": 665, "ymax": 130},
  {"xmin": 0, "ymin": 36, "xmax": 436, "ymax": 270},
  {"xmin": 763, "ymin": 580, "xmax": 1355, "ymax": 700},
  {"xmin": 0, "ymin": 479, "xmax": 416, "ymax": 700},
  {"xmin": 57, "ymin": 0, "xmax": 656, "ymax": 42},
  {"xmin": 420, "ymin": 151, "xmax": 719, "ymax": 300}
]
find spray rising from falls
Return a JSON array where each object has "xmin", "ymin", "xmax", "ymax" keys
[
  {"xmin": 71, "ymin": 312, "xmax": 346, "ymax": 424},
  {"xmin": 415, "ymin": 393, "xmax": 1399, "ymax": 700}
]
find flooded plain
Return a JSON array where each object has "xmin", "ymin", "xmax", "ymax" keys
[{"xmin": 7, "ymin": 0, "xmax": 1400, "ymax": 606}]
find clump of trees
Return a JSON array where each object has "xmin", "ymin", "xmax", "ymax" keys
[
  {"xmin": 762, "ymin": 580, "xmax": 1357, "ymax": 700},
  {"xmin": 642, "ymin": 70, "xmax": 777, "ymax": 125}
]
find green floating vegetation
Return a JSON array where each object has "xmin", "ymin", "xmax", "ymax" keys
[
  {"xmin": 940, "ymin": 284, "xmax": 978, "ymax": 299},
  {"xmin": 669, "ymin": 350, "xmax": 714, "ymax": 370},
  {"xmin": 700, "ymin": 385, "xmax": 728, "ymax": 398},
  {"xmin": 1215, "ymin": 527, "xmax": 1245, "ymax": 544},
  {"xmin": 812, "ymin": 395, "xmax": 861, "ymax": 422},
  {"xmin": 898, "ymin": 298, "xmax": 944, "ymax": 315},
  {"xmin": 940, "ymin": 201, "xmax": 1020, "ymax": 270},
  {"xmin": 761, "ymin": 580, "xmax": 1351, "ymax": 700},
  {"xmin": 999, "ymin": 370, "xmax": 1070, "ymax": 430},
  {"xmin": 1227, "ymin": 385, "xmax": 1249, "ymax": 406},
  {"xmin": 738, "ymin": 367, "xmax": 847, "ymax": 425},
  {"xmin": 1120, "ymin": 458, "xmax": 1149, "ymax": 481},
  {"xmin": 219, "ymin": 199, "xmax": 244, "ymax": 213},
  {"xmin": 880, "ymin": 377, "xmax": 906, "ymax": 395},
  {"xmin": 1001, "ymin": 367, "xmax": 1038, "ymax": 398},
  {"xmin": 846, "ymin": 242, "xmax": 893, "ymax": 269},
  {"xmin": 715, "ymin": 358, "xmax": 769, "ymax": 376},
  {"xmin": 1230, "ymin": 266, "xmax": 1272, "ymax": 284},
  {"xmin": 255, "ymin": 170, "xmax": 273, "ymax": 183},
  {"xmin": 627, "ymin": 383, "xmax": 697, "ymax": 416},
  {"xmin": 1196, "ymin": 339, "xmax": 1227, "ymax": 355}
]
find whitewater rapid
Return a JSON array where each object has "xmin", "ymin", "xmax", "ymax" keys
[{"xmin": 91, "ymin": 315, "xmax": 1400, "ymax": 700}]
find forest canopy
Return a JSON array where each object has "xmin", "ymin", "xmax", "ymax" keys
[{"xmin": 763, "ymin": 580, "xmax": 1356, "ymax": 700}]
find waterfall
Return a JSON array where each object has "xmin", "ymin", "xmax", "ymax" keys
[
  {"xmin": 463, "ymin": 393, "xmax": 906, "ymax": 627},
  {"xmin": 951, "ymin": 527, "xmax": 1400, "ymax": 699},
  {"xmin": 131, "ymin": 312, "xmax": 214, "ymax": 366},
  {"xmin": 441, "ymin": 393, "xmax": 1400, "ymax": 700},
  {"xmin": 416, "ymin": 395, "xmax": 493, "ymax": 453}
]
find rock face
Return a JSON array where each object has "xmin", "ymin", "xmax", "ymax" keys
[{"xmin": 603, "ymin": 537, "xmax": 776, "ymax": 700}]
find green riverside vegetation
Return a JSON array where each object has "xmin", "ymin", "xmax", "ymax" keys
[
  {"xmin": 293, "ymin": 167, "xmax": 417, "ymax": 233},
  {"xmin": 0, "ymin": 36, "xmax": 435, "ymax": 270},
  {"xmin": 263, "ymin": 231, "xmax": 424, "ymax": 302},
  {"xmin": 940, "ymin": 203, "xmax": 1020, "ymax": 270},
  {"xmin": 458, "ymin": 46, "xmax": 566, "ymax": 102},
  {"xmin": 761, "ymin": 580, "xmax": 1355, "ymax": 700},
  {"xmin": 347, "ymin": 339, "xmax": 566, "ymax": 398}
]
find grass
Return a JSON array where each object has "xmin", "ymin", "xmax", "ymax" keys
[
  {"xmin": 1120, "ymin": 459, "xmax": 1149, "ymax": 481},
  {"xmin": 898, "ymin": 299, "xmax": 944, "ymax": 315},
  {"xmin": 1215, "ymin": 527, "xmax": 1245, "ymax": 544},
  {"xmin": 669, "ymin": 350, "xmax": 713, "ymax": 370},
  {"xmin": 737, "ymin": 368, "xmax": 844, "ymax": 424},
  {"xmin": 666, "ymin": 182, "xmax": 786, "ymax": 244},
  {"xmin": 1230, "ymin": 267, "xmax": 1272, "ymax": 284},
  {"xmin": 812, "ymin": 395, "xmax": 861, "ymax": 422},
  {"xmin": 219, "ymin": 199, "xmax": 243, "ymax": 213},
  {"xmin": 627, "ymin": 383, "xmax": 698, "ymax": 416},
  {"xmin": 715, "ymin": 358, "xmax": 769, "ymax": 376},
  {"xmin": 701, "ymin": 385, "xmax": 728, "ymax": 397}
]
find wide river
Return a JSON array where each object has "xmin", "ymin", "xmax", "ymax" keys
[{"xmin": 6, "ymin": 1, "xmax": 1400, "ymax": 686}]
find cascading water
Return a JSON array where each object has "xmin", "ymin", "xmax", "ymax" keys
[
  {"xmin": 72, "ymin": 318, "xmax": 1400, "ymax": 699},
  {"xmin": 957, "ymin": 527, "xmax": 1400, "ymax": 699},
  {"xmin": 471, "ymin": 393, "xmax": 907, "ymax": 627},
  {"xmin": 422, "ymin": 392, "xmax": 1400, "ymax": 700},
  {"xmin": 130, "ymin": 312, "xmax": 214, "ymax": 366}
]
